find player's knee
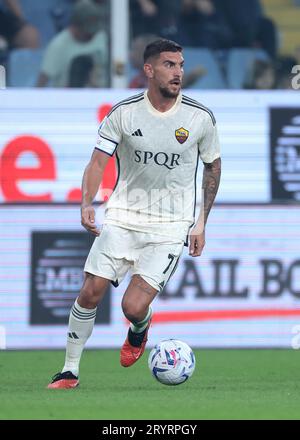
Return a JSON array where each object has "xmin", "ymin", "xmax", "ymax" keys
[
  {"xmin": 78, "ymin": 286, "xmax": 100, "ymax": 308},
  {"xmin": 122, "ymin": 298, "xmax": 145, "ymax": 323}
]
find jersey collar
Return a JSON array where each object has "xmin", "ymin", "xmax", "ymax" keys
[{"xmin": 144, "ymin": 91, "xmax": 182, "ymax": 117}]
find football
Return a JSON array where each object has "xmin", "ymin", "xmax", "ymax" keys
[{"xmin": 148, "ymin": 339, "xmax": 196, "ymax": 386}]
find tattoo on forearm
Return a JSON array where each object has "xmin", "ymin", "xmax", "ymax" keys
[{"xmin": 202, "ymin": 158, "xmax": 221, "ymax": 225}]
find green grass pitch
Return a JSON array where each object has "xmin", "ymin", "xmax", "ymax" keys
[{"xmin": 1, "ymin": 349, "xmax": 299, "ymax": 420}]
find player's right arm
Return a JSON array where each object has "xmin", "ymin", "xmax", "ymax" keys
[
  {"xmin": 81, "ymin": 150, "xmax": 110, "ymax": 236},
  {"xmin": 81, "ymin": 106, "xmax": 122, "ymax": 235}
]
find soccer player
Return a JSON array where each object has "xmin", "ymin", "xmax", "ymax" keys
[{"xmin": 48, "ymin": 39, "xmax": 221, "ymax": 389}]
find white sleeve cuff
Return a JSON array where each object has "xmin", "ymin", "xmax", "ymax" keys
[{"xmin": 201, "ymin": 152, "xmax": 220, "ymax": 164}]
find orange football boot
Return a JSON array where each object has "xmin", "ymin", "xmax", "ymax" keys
[
  {"xmin": 47, "ymin": 371, "xmax": 79, "ymax": 389},
  {"xmin": 120, "ymin": 320, "xmax": 151, "ymax": 367}
]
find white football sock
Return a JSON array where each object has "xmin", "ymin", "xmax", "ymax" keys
[
  {"xmin": 130, "ymin": 306, "xmax": 152, "ymax": 333},
  {"xmin": 62, "ymin": 298, "xmax": 97, "ymax": 377}
]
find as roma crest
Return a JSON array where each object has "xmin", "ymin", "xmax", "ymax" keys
[{"xmin": 175, "ymin": 127, "xmax": 189, "ymax": 144}]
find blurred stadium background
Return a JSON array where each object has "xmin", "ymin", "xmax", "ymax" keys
[{"xmin": 0, "ymin": 0, "xmax": 300, "ymax": 420}]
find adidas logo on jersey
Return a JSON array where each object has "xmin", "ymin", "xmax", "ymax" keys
[{"xmin": 132, "ymin": 129, "xmax": 143, "ymax": 137}]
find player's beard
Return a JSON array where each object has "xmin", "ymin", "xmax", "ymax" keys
[{"xmin": 159, "ymin": 84, "xmax": 181, "ymax": 99}]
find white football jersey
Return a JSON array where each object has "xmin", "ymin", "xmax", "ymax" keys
[{"xmin": 95, "ymin": 91, "xmax": 220, "ymax": 242}]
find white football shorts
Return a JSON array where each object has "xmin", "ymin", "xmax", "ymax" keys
[{"xmin": 84, "ymin": 224, "xmax": 184, "ymax": 291}]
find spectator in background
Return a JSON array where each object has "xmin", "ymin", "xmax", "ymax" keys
[
  {"xmin": 178, "ymin": 0, "xmax": 233, "ymax": 49},
  {"xmin": 129, "ymin": 33, "xmax": 159, "ymax": 88},
  {"xmin": 244, "ymin": 56, "xmax": 299, "ymax": 90},
  {"xmin": 68, "ymin": 54, "xmax": 99, "ymax": 87},
  {"xmin": 244, "ymin": 59, "xmax": 276, "ymax": 90},
  {"xmin": 130, "ymin": 0, "xmax": 182, "ymax": 40},
  {"xmin": 216, "ymin": 0, "xmax": 278, "ymax": 58},
  {"xmin": 37, "ymin": 0, "xmax": 108, "ymax": 87},
  {"xmin": 0, "ymin": 0, "xmax": 39, "ymax": 48},
  {"xmin": 130, "ymin": 0, "xmax": 277, "ymax": 57},
  {"xmin": 128, "ymin": 34, "xmax": 207, "ymax": 89},
  {"xmin": 50, "ymin": 0, "xmax": 74, "ymax": 34}
]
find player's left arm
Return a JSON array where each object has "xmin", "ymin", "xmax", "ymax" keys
[
  {"xmin": 189, "ymin": 112, "xmax": 221, "ymax": 257},
  {"xmin": 189, "ymin": 158, "xmax": 221, "ymax": 256}
]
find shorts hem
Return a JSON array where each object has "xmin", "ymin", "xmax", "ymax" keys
[
  {"xmin": 132, "ymin": 272, "xmax": 161, "ymax": 292},
  {"xmin": 84, "ymin": 268, "xmax": 116, "ymax": 283}
]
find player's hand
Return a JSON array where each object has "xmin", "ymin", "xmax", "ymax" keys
[
  {"xmin": 189, "ymin": 227, "xmax": 205, "ymax": 257},
  {"xmin": 81, "ymin": 205, "xmax": 100, "ymax": 236}
]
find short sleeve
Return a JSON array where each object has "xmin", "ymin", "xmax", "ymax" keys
[
  {"xmin": 198, "ymin": 114, "xmax": 221, "ymax": 164},
  {"xmin": 95, "ymin": 108, "xmax": 122, "ymax": 156}
]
